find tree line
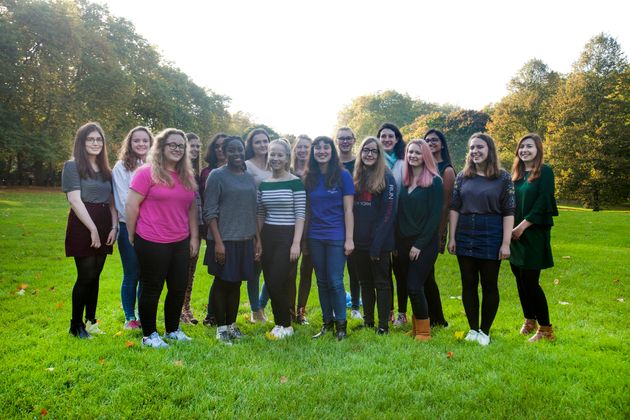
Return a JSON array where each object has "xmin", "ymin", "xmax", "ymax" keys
[{"xmin": 1, "ymin": 1, "xmax": 628, "ymax": 209}]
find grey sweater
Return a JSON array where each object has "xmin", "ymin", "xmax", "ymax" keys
[{"xmin": 203, "ymin": 166, "xmax": 257, "ymax": 241}]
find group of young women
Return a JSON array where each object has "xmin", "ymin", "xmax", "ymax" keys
[{"xmin": 62, "ymin": 121, "xmax": 557, "ymax": 347}]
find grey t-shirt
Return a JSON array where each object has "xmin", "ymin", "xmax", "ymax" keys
[
  {"xmin": 203, "ymin": 166, "xmax": 257, "ymax": 241},
  {"xmin": 62, "ymin": 160, "xmax": 112, "ymax": 204},
  {"xmin": 450, "ymin": 169, "xmax": 515, "ymax": 216}
]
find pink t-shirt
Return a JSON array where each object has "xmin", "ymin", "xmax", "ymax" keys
[{"xmin": 130, "ymin": 165, "xmax": 195, "ymax": 243}]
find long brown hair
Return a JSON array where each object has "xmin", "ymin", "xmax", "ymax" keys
[
  {"xmin": 354, "ymin": 137, "xmax": 386, "ymax": 194},
  {"xmin": 117, "ymin": 126, "xmax": 154, "ymax": 172},
  {"xmin": 72, "ymin": 122, "xmax": 111, "ymax": 181},
  {"xmin": 304, "ymin": 136, "xmax": 344, "ymax": 190},
  {"xmin": 512, "ymin": 133, "xmax": 544, "ymax": 183},
  {"xmin": 147, "ymin": 128, "xmax": 196, "ymax": 190},
  {"xmin": 463, "ymin": 132, "xmax": 501, "ymax": 179}
]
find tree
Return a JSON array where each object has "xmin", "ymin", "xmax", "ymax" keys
[{"xmin": 546, "ymin": 34, "xmax": 630, "ymax": 210}]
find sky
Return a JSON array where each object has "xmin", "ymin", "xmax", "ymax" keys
[{"xmin": 96, "ymin": 0, "xmax": 629, "ymax": 137}]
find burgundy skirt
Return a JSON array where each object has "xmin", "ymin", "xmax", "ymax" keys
[{"xmin": 65, "ymin": 202, "xmax": 113, "ymax": 257}]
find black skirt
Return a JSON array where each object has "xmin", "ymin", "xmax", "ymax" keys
[{"xmin": 65, "ymin": 202, "xmax": 113, "ymax": 257}]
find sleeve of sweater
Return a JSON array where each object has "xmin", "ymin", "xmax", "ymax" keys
[
  {"xmin": 203, "ymin": 169, "xmax": 222, "ymax": 224},
  {"xmin": 525, "ymin": 165, "xmax": 558, "ymax": 225},
  {"xmin": 112, "ymin": 161, "xmax": 128, "ymax": 219},
  {"xmin": 499, "ymin": 170, "xmax": 516, "ymax": 216},
  {"xmin": 370, "ymin": 172, "xmax": 397, "ymax": 257},
  {"xmin": 414, "ymin": 177, "xmax": 444, "ymax": 250}
]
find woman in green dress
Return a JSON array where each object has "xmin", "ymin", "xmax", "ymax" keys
[{"xmin": 510, "ymin": 133, "xmax": 558, "ymax": 342}]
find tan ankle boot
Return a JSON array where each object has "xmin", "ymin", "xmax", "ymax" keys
[
  {"xmin": 407, "ymin": 314, "xmax": 418, "ymax": 337},
  {"xmin": 414, "ymin": 318, "xmax": 431, "ymax": 341},
  {"xmin": 529, "ymin": 325, "xmax": 555, "ymax": 342},
  {"xmin": 520, "ymin": 318, "xmax": 537, "ymax": 335}
]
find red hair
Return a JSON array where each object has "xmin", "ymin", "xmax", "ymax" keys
[{"xmin": 403, "ymin": 139, "xmax": 441, "ymax": 188}]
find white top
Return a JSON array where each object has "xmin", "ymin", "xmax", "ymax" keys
[
  {"xmin": 112, "ymin": 160, "xmax": 138, "ymax": 223},
  {"xmin": 245, "ymin": 160, "xmax": 272, "ymax": 187}
]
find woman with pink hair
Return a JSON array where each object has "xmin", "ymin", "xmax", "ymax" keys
[{"xmin": 396, "ymin": 140, "xmax": 443, "ymax": 341}]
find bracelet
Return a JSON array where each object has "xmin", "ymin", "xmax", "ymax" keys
[{"xmin": 111, "ymin": 227, "xmax": 119, "ymax": 231}]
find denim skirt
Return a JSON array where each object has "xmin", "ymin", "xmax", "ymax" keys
[{"xmin": 455, "ymin": 214, "xmax": 503, "ymax": 260}]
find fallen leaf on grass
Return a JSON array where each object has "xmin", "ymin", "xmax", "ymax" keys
[
  {"xmin": 562, "ymin": 256, "xmax": 571, "ymax": 259},
  {"xmin": 265, "ymin": 332, "xmax": 278, "ymax": 341},
  {"xmin": 280, "ymin": 376, "xmax": 288, "ymax": 384},
  {"xmin": 49, "ymin": 286, "xmax": 55, "ymax": 291},
  {"xmin": 559, "ymin": 301, "xmax": 570, "ymax": 305},
  {"xmin": 31, "ymin": 289, "xmax": 39, "ymax": 295},
  {"xmin": 55, "ymin": 302, "xmax": 63, "ymax": 309},
  {"xmin": 447, "ymin": 351, "xmax": 454, "ymax": 359},
  {"xmin": 18, "ymin": 283, "xmax": 29, "ymax": 290},
  {"xmin": 125, "ymin": 340, "xmax": 135, "ymax": 348},
  {"xmin": 454, "ymin": 331, "xmax": 465, "ymax": 340},
  {"xmin": 174, "ymin": 360, "xmax": 184, "ymax": 367},
  {"xmin": 98, "ymin": 357, "xmax": 105, "ymax": 365},
  {"xmin": 617, "ymin": 297, "xmax": 624, "ymax": 302},
  {"xmin": 114, "ymin": 331, "xmax": 122, "ymax": 337},
  {"xmin": 40, "ymin": 408, "xmax": 48, "ymax": 416},
  {"xmin": 553, "ymin": 279, "xmax": 560, "ymax": 285},
  {"xmin": 613, "ymin": 279, "xmax": 620, "ymax": 284}
]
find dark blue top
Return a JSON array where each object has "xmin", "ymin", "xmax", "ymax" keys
[
  {"xmin": 307, "ymin": 170, "xmax": 354, "ymax": 241},
  {"xmin": 353, "ymin": 170, "xmax": 397, "ymax": 256}
]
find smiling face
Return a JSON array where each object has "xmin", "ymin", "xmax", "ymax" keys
[
  {"xmin": 252, "ymin": 133, "xmax": 269, "ymax": 158},
  {"xmin": 360, "ymin": 140, "xmax": 379, "ymax": 167},
  {"xmin": 213, "ymin": 136, "xmax": 226, "ymax": 163},
  {"xmin": 313, "ymin": 141, "xmax": 332, "ymax": 164},
  {"xmin": 425, "ymin": 133, "xmax": 442, "ymax": 155},
  {"xmin": 336, "ymin": 129, "xmax": 355, "ymax": 154},
  {"xmin": 84, "ymin": 130, "xmax": 104, "ymax": 158},
  {"xmin": 406, "ymin": 143, "xmax": 424, "ymax": 168},
  {"xmin": 469, "ymin": 137, "xmax": 489, "ymax": 165},
  {"xmin": 518, "ymin": 138, "xmax": 538, "ymax": 166},
  {"xmin": 268, "ymin": 143, "xmax": 289, "ymax": 172},
  {"xmin": 225, "ymin": 139, "xmax": 245, "ymax": 169},
  {"xmin": 294, "ymin": 139, "xmax": 310, "ymax": 162},
  {"xmin": 131, "ymin": 130, "xmax": 151, "ymax": 160},
  {"xmin": 188, "ymin": 137, "xmax": 201, "ymax": 160},
  {"xmin": 379, "ymin": 128, "xmax": 397, "ymax": 152},
  {"xmin": 164, "ymin": 134, "xmax": 186, "ymax": 166}
]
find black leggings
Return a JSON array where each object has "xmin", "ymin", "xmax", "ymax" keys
[
  {"xmin": 293, "ymin": 254, "xmax": 313, "ymax": 309},
  {"xmin": 426, "ymin": 267, "xmax": 447, "ymax": 326},
  {"xmin": 511, "ymin": 263, "xmax": 550, "ymax": 326},
  {"xmin": 352, "ymin": 250, "xmax": 391, "ymax": 329},
  {"xmin": 72, "ymin": 255, "xmax": 107, "ymax": 324},
  {"xmin": 391, "ymin": 253, "xmax": 406, "ymax": 313},
  {"xmin": 261, "ymin": 225, "xmax": 295, "ymax": 327},
  {"xmin": 135, "ymin": 235, "xmax": 190, "ymax": 336},
  {"xmin": 398, "ymin": 236, "xmax": 439, "ymax": 319},
  {"xmin": 457, "ymin": 256, "xmax": 501, "ymax": 334},
  {"xmin": 212, "ymin": 278, "xmax": 241, "ymax": 326}
]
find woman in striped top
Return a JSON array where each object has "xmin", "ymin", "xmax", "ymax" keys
[{"xmin": 257, "ymin": 139, "xmax": 306, "ymax": 339}]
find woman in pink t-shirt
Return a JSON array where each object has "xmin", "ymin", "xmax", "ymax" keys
[{"xmin": 126, "ymin": 128, "xmax": 199, "ymax": 348}]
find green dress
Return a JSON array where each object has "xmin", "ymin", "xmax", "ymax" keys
[{"xmin": 510, "ymin": 164, "xmax": 558, "ymax": 269}]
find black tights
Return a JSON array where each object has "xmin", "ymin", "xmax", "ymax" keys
[
  {"xmin": 457, "ymin": 256, "xmax": 501, "ymax": 334},
  {"xmin": 212, "ymin": 278, "xmax": 241, "ymax": 326},
  {"xmin": 511, "ymin": 263, "xmax": 550, "ymax": 326},
  {"xmin": 72, "ymin": 255, "xmax": 107, "ymax": 324}
]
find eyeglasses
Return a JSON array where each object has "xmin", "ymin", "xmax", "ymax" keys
[
  {"xmin": 425, "ymin": 137, "xmax": 441, "ymax": 144},
  {"xmin": 214, "ymin": 143, "xmax": 224, "ymax": 150},
  {"xmin": 86, "ymin": 137, "xmax": 103, "ymax": 144},
  {"xmin": 165, "ymin": 142, "xmax": 186, "ymax": 151},
  {"xmin": 361, "ymin": 148, "xmax": 379, "ymax": 156},
  {"xmin": 337, "ymin": 136, "xmax": 354, "ymax": 143}
]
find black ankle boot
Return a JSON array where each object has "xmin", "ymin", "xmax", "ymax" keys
[
  {"xmin": 312, "ymin": 321, "xmax": 334, "ymax": 339},
  {"xmin": 69, "ymin": 321, "xmax": 91, "ymax": 339},
  {"xmin": 336, "ymin": 320, "xmax": 347, "ymax": 341}
]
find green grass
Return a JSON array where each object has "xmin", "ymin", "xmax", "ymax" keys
[{"xmin": 0, "ymin": 188, "xmax": 628, "ymax": 418}]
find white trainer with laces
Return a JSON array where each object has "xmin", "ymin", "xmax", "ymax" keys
[
  {"xmin": 477, "ymin": 331, "xmax": 491, "ymax": 346},
  {"xmin": 142, "ymin": 332, "xmax": 169, "ymax": 348},
  {"xmin": 464, "ymin": 329, "xmax": 479, "ymax": 342},
  {"xmin": 164, "ymin": 328, "xmax": 192, "ymax": 342},
  {"xmin": 283, "ymin": 326, "xmax": 294, "ymax": 337},
  {"xmin": 350, "ymin": 309, "xmax": 363, "ymax": 320},
  {"xmin": 85, "ymin": 320, "xmax": 106, "ymax": 335}
]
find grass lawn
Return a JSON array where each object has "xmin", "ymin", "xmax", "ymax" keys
[{"xmin": 0, "ymin": 188, "xmax": 628, "ymax": 418}]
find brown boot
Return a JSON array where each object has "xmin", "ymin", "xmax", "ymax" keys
[
  {"xmin": 297, "ymin": 306, "xmax": 309, "ymax": 325},
  {"xmin": 414, "ymin": 318, "xmax": 431, "ymax": 341},
  {"xmin": 407, "ymin": 314, "xmax": 418, "ymax": 337},
  {"xmin": 520, "ymin": 318, "xmax": 537, "ymax": 335},
  {"xmin": 529, "ymin": 325, "xmax": 556, "ymax": 342}
]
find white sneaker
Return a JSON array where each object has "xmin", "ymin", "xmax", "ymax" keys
[
  {"xmin": 164, "ymin": 328, "xmax": 192, "ymax": 342},
  {"xmin": 85, "ymin": 320, "xmax": 106, "ymax": 335},
  {"xmin": 350, "ymin": 309, "xmax": 363, "ymax": 320},
  {"xmin": 216, "ymin": 326, "xmax": 232, "ymax": 345},
  {"xmin": 142, "ymin": 331, "xmax": 169, "ymax": 348},
  {"xmin": 268, "ymin": 325, "xmax": 284, "ymax": 340},
  {"xmin": 464, "ymin": 329, "xmax": 479, "ymax": 342},
  {"xmin": 477, "ymin": 331, "xmax": 491, "ymax": 346},
  {"xmin": 283, "ymin": 326, "xmax": 294, "ymax": 337}
]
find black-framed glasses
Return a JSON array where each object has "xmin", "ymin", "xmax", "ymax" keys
[
  {"xmin": 361, "ymin": 148, "xmax": 379, "ymax": 156},
  {"xmin": 337, "ymin": 136, "xmax": 354, "ymax": 143},
  {"xmin": 425, "ymin": 137, "xmax": 441, "ymax": 144},
  {"xmin": 86, "ymin": 137, "xmax": 104, "ymax": 144},
  {"xmin": 166, "ymin": 142, "xmax": 186, "ymax": 151}
]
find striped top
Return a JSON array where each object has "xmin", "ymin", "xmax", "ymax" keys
[{"xmin": 257, "ymin": 177, "xmax": 306, "ymax": 226}]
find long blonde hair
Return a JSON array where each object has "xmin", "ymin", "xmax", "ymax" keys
[
  {"xmin": 148, "ymin": 128, "xmax": 196, "ymax": 190},
  {"xmin": 354, "ymin": 137, "xmax": 386, "ymax": 194}
]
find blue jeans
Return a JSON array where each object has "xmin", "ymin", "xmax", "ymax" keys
[
  {"xmin": 259, "ymin": 282, "xmax": 269, "ymax": 309},
  {"xmin": 247, "ymin": 263, "xmax": 262, "ymax": 312},
  {"xmin": 308, "ymin": 238, "xmax": 347, "ymax": 322},
  {"xmin": 118, "ymin": 222, "xmax": 141, "ymax": 321}
]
